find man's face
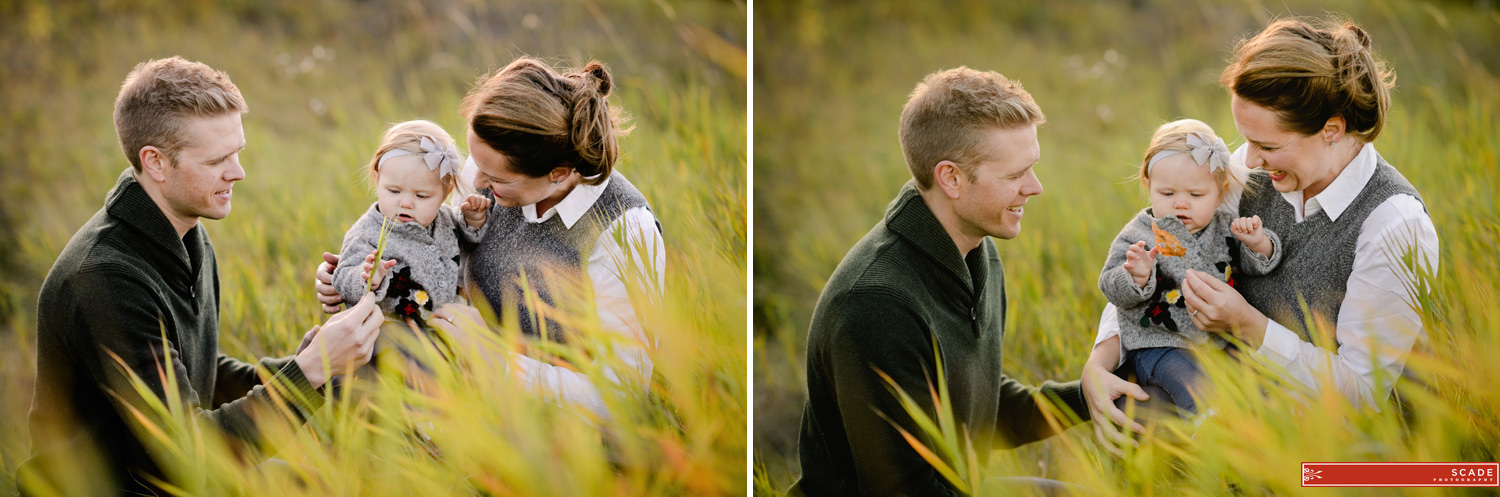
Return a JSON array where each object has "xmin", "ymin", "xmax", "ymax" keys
[
  {"xmin": 161, "ymin": 113, "xmax": 246, "ymax": 225},
  {"xmin": 951, "ymin": 125, "xmax": 1044, "ymax": 241}
]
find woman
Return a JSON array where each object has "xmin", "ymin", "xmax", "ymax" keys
[
  {"xmin": 1081, "ymin": 16, "xmax": 1440, "ymax": 452},
  {"xmin": 315, "ymin": 57, "xmax": 665, "ymax": 419}
]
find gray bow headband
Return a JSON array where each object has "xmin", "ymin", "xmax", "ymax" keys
[
  {"xmin": 377, "ymin": 135, "xmax": 462, "ymax": 180},
  {"xmin": 1147, "ymin": 132, "xmax": 1231, "ymax": 175}
]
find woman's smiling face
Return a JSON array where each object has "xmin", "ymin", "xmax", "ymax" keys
[
  {"xmin": 1231, "ymin": 94, "xmax": 1344, "ymax": 198},
  {"xmin": 466, "ymin": 127, "xmax": 560, "ymax": 208}
]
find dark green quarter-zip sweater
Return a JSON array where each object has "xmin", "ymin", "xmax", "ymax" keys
[
  {"xmin": 20, "ymin": 169, "xmax": 323, "ymax": 496},
  {"xmin": 791, "ymin": 181, "xmax": 1090, "ymax": 497}
]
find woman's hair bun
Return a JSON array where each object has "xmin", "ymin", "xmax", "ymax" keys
[
  {"xmin": 581, "ymin": 61, "xmax": 612, "ymax": 97},
  {"xmin": 1346, "ymin": 23, "xmax": 1372, "ymax": 50}
]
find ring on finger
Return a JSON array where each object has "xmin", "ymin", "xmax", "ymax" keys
[{"xmin": 1190, "ymin": 310, "xmax": 1199, "ymax": 317}]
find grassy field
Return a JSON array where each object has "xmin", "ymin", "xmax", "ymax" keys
[
  {"xmin": 0, "ymin": 0, "xmax": 746, "ymax": 495},
  {"xmin": 753, "ymin": 0, "xmax": 1499, "ymax": 494}
]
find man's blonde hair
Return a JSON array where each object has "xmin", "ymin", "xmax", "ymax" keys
[
  {"xmin": 899, "ymin": 67, "xmax": 1045, "ymax": 189},
  {"xmin": 113, "ymin": 56, "xmax": 247, "ymax": 171}
]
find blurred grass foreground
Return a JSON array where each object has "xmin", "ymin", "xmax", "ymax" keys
[
  {"xmin": 754, "ymin": 0, "xmax": 1498, "ymax": 495},
  {"xmin": 0, "ymin": 0, "xmax": 746, "ymax": 495}
]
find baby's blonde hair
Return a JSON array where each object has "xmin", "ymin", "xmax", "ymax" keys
[
  {"xmin": 1137, "ymin": 119, "xmax": 1250, "ymax": 205},
  {"xmin": 367, "ymin": 120, "xmax": 463, "ymax": 197}
]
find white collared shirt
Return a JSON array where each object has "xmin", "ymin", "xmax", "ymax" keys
[
  {"xmin": 1094, "ymin": 143, "xmax": 1439, "ymax": 410},
  {"xmin": 502, "ymin": 174, "xmax": 667, "ymax": 419}
]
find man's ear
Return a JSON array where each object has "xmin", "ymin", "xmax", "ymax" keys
[
  {"xmin": 1321, "ymin": 116, "xmax": 1347, "ymax": 144},
  {"xmin": 139, "ymin": 146, "xmax": 170, "ymax": 182},
  {"xmin": 934, "ymin": 160, "xmax": 964, "ymax": 199}
]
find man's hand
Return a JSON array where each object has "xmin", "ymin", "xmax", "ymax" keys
[
  {"xmin": 1121, "ymin": 241, "xmax": 1159, "ymax": 288},
  {"xmin": 1231, "ymin": 215, "xmax": 1273, "ymax": 257},
  {"xmin": 460, "ymin": 194, "xmax": 492, "ymax": 229},
  {"xmin": 293, "ymin": 293, "xmax": 384, "ymax": 388},
  {"xmin": 1081, "ymin": 336, "xmax": 1149, "ymax": 457}
]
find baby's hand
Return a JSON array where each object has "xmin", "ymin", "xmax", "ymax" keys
[
  {"xmin": 362, "ymin": 249, "xmax": 398, "ymax": 291},
  {"xmin": 1231, "ymin": 215, "xmax": 1273, "ymax": 256},
  {"xmin": 461, "ymin": 194, "xmax": 491, "ymax": 229},
  {"xmin": 1122, "ymin": 241, "xmax": 1159, "ymax": 288}
]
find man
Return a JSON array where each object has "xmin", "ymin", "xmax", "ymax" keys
[
  {"xmin": 791, "ymin": 67, "xmax": 1120, "ymax": 496},
  {"xmin": 18, "ymin": 57, "xmax": 384, "ymax": 496}
]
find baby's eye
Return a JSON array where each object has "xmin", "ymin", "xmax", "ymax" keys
[
  {"xmin": 1190, "ymin": 193, "xmax": 1204, "ymax": 197},
  {"xmin": 417, "ymin": 194, "xmax": 430, "ymax": 199},
  {"xmin": 1160, "ymin": 192, "xmax": 1174, "ymax": 197},
  {"xmin": 387, "ymin": 188, "xmax": 400, "ymax": 194}
]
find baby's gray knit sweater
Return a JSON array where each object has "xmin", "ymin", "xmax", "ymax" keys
[
  {"xmin": 333, "ymin": 203, "xmax": 486, "ymax": 318},
  {"xmin": 1099, "ymin": 209, "xmax": 1282, "ymax": 351}
]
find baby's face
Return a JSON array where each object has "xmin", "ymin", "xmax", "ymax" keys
[
  {"xmin": 1147, "ymin": 154, "xmax": 1222, "ymax": 233},
  {"xmin": 375, "ymin": 158, "xmax": 447, "ymax": 226}
]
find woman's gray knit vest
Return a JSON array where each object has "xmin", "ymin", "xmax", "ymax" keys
[
  {"xmin": 467, "ymin": 172, "xmax": 653, "ymax": 342},
  {"xmin": 1236, "ymin": 157, "xmax": 1424, "ymax": 345}
]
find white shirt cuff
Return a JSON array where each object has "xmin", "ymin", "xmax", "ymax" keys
[
  {"xmin": 1094, "ymin": 304, "xmax": 1125, "ymax": 370},
  {"xmin": 1255, "ymin": 319, "xmax": 1302, "ymax": 366}
]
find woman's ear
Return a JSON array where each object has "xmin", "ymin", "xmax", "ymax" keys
[
  {"xmin": 1322, "ymin": 116, "xmax": 1347, "ymax": 144},
  {"xmin": 549, "ymin": 166, "xmax": 574, "ymax": 183}
]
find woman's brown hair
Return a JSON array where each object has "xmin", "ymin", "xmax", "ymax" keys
[
  {"xmin": 460, "ymin": 57, "xmax": 631, "ymax": 185},
  {"xmin": 1220, "ymin": 16, "xmax": 1395, "ymax": 143}
]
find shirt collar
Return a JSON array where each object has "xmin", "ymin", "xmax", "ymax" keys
[
  {"xmin": 104, "ymin": 167, "xmax": 198, "ymax": 274},
  {"xmin": 522, "ymin": 174, "xmax": 611, "ymax": 228},
  {"xmin": 1279, "ymin": 142, "xmax": 1377, "ymax": 222},
  {"xmin": 883, "ymin": 180, "xmax": 980, "ymax": 295}
]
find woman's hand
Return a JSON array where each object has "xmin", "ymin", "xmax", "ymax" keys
[
  {"xmin": 431, "ymin": 304, "xmax": 489, "ymax": 350},
  {"xmin": 1081, "ymin": 335, "xmax": 1148, "ymax": 457},
  {"xmin": 1182, "ymin": 270, "xmax": 1269, "ymax": 349},
  {"xmin": 315, "ymin": 252, "xmax": 344, "ymax": 314}
]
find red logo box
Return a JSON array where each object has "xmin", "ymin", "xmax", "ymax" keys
[{"xmin": 1302, "ymin": 462, "xmax": 1499, "ymax": 487}]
